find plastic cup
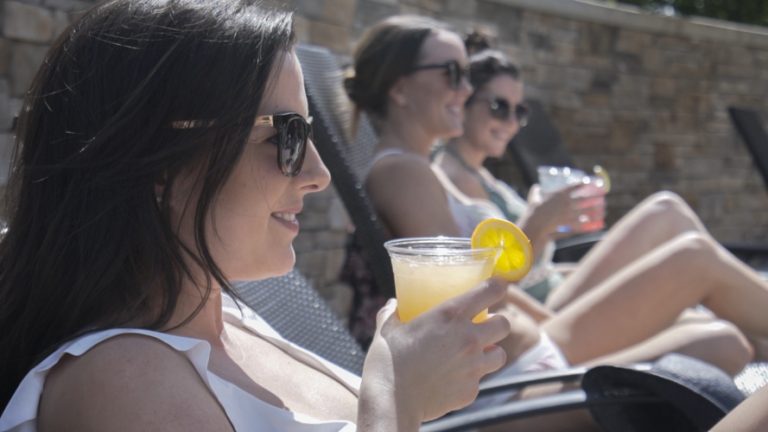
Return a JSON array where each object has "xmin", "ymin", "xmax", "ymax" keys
[
  {"xmin": 573, "ymin": 175, "xmax": 607, "ymax": 233},
  {"xmin": 537, "ymin": 166, "xmax": 585, "ymax": 233},
  {"xmin": 384, "ymin": 237, "xmax": 498, "ymax": 323},
  {"xmin": 537, "ymin": 166, "xmax": 607, "ymax": 234}
]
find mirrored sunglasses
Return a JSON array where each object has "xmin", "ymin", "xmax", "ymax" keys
[
  {"xmin": 408, "ymin": 60, "xmax": 469, "ymax": 90},
  {"xmin": 171, "ymin": 112, "xmax": 312, "ymax": 177},
  {"xmin": 255, "ymin": 113, "xmax": 312, "ymax": 177}
]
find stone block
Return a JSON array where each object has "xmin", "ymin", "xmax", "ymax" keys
[
  {"xmin": 322, "ymin": 248, "xmax": 346, "ymax": 281},
  {"xmin": 615, "ymin": 30, "xmax": 652, "ymax": 54},
  {"xmin": 444, "ymin": 0, "xmax": 477, "ymax": 17},
  {"xmin": 353, "ymin": 0, "xmax": 399, "ymax": 33},
  {"xmin": 564, "ymin": 67, "xmax": 592, "ymax": 92},
  {"xmin": 293, "ymin": 14, "xmax": 310, "ymax": 43},
  {"xmin": 10, "ymin": 42, "xmax": 49, "ymax": 97},
  {"xmin": 294, "ymin": 0, "xmax": 325, "ymax": 18},
  {"xmin": 310, "ymin": 21, "xmax": 351, "ymax": 54},
  {"xmin": 0, "ymin": 39, "xmax": 10, "ymax": 74},
  {"xmin": 405, "ymin": 0, "xmax": 440, "ymax": 13},
  {"xmin": 652, "ymin": 137, "xmax": 676, "ymax": 172},
  {"xmin": 475, "ymin": 1, "xmax": 522, "ymax": 43},
  {"xmin": 298, "ymin": 211, "xmax": 329, "ymax": 230},
  {"xmin": 0, "ymin": 80, "xmax": 14, "ymax": 131},
  {"xmin": 43, "ymin": 0, "xmax": 93, "ymax": 12},
  {"xmin": 292, "ymin": 233, "xmax": 314, "ymax": 254},
  {"xmin": 5, "ymin": 2, "xmax": 54, "ymax": 43},
  {"xmin": 52, "ymin": 10, "xmax": 70, "ymax": 40},
  {"xmin": 328, "ymin": 197, "xmax": 351, "ymax": 230},
  {"xmin": 323, "ymin": 0, "xmax": 357, "ymax": 27}
]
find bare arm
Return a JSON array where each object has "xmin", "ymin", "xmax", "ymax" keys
[
  {"xmin": 367, "ymin": 154, "xmax": 461, "ymax": 238},
  {"xmin": 38, "ymin": 335, "xmax": 233, "ymax": 432}
]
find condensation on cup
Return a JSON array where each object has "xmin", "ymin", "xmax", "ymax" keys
[{"xmin": 537, "ymin": 166, "xmax": 607, "ymax": 234}]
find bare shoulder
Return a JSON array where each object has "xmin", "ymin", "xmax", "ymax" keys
[
  {"xmin": 367, "ymin": 153, "xmax": 444, "ymax": 201},
  {"xmin": 39, "ymin": 334, "xmax": 232, "ymax": 432},
  {"xmin": 368, "ymin": 151, "xmax": 435, "ymax": 183},
  {"xmin": 367, "ymin": 151, "xmax": 460, "ymax": 237}
]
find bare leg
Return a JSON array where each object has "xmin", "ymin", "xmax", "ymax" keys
[
  {"xmin": 581, "ymin": 318, "xmax": 754, "ymax": 376},
  {"xmin": 542, "ymin": 232, "xmax": 768, "ymax": 364},
  {"xmin": 711, "ymin": 385, "xmax": 768, "ymax": 431},
  {"xmin": 547, "ymin": 192, "xmax": 709, "ymax": 311}
]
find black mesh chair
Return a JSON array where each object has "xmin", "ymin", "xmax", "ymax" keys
[
  {"xmin": 296, "ymin": 44, "xmax": 395, "ymax": 299},
  {"xmin": 233, "ymin": 271, "xmax": 366, "ymax": 375},
  {"xmin": 505, "ymin": 99, "xmax": 577, "ymax": 189}
]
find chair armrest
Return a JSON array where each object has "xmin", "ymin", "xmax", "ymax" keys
[
  {"xmin": 421, "ymin": 390, "xmax": 590, "ymax": 431},
  {"xmin": 552, "ymin": 231, "xmax": 605, "ymax": 263}
]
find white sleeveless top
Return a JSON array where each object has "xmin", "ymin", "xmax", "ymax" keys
[
  {"xmin": 0, "ymin": 296, "xmax": 359, "ymax": 432},
  {"xmin": 370, "ymin": 148, "xmax": 479, "ymax": 236}
]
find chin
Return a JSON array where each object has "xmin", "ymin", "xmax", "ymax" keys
[{"xmin": 232, "ymin": 247, "xmax": 296, "ymax": 281}]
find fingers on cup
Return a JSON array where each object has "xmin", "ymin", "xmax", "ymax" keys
[
  {"xmin": 441, "ymin": 279, "xmax": 507, "ymax": 321},
  {"xmin": 376, "ymin": 298, "xmax": 399, "ymax": 328}
]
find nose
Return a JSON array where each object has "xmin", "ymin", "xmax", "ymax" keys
[
  {"xmin": 297, "ymin": 139, "xmax": 331, "ymax": 193},
  {"xmin": 504, "ymin": 117, "xmax": 521, "ymax": 137}
]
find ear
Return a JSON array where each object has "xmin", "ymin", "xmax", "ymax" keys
[{"xmin": 388, "ymin": 76, "xmax": 409, "ymax": 107}]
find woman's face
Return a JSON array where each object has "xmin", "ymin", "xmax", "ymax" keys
[
  {"xmin": 395, "ymin": 30, "xmax": 473, "ymax": 140},
  {"xmin": 171, "ymin": 50, "xmax": 331, "ymax": 282},
  {"xmin": 463, "ymin": 74, "xmax": 524, "ymax": 158}
]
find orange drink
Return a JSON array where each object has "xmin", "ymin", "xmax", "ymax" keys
[{"xmin": 384, "ymin": 238, "xmax": 497, "ymax": 323}]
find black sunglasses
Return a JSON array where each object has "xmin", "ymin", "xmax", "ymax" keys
[
  {"xmin": 171, "ymin": 112, "xmax": 312, "ymax": 177},
  {"xmin": 472, "ymin": 96, "xmax": 529, "ymax": 127},
  {"xmin": 408, "ymin": 60, "xmax": 469, "ymax": 89},
  {"xmin": 255, "ymin": 112, "xmax": 312, "ymax": 177}
]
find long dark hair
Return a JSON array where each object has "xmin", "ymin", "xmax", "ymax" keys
[{"xmin": 0, "ymin": 0, "xmax": 294, "ymax": 408}]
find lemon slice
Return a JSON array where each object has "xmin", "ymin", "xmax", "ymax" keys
[
  {"xmin": 471, "ymin": 218, "xmax": 533, "ymax": 281},
  {"xmin": 593, "ymin": 165, "xmax": 611, "ymax": 193}
]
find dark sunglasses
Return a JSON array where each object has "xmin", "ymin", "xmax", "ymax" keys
[
  {"xmin": 171, "ymin": 112, "xmax": 312, "ymax": 177},
  {"xmin": 472, "ymin": 96, "xmax": 529, "ymax": 127},
  {"xmin": 408, "ymin": 60, "xmax": 469, "ymax": 90},
  {"xmin": 255, "ymin": 112, "xmax": 312, "ymax": 177}
]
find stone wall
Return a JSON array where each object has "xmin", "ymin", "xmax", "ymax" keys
[
  {"xmin": 5, "ymin": 0, "xmax": 768, "ymax": 320},
  {"xmin": 1, "ymin": 0, "xmax": 98, "ymax": 182}
]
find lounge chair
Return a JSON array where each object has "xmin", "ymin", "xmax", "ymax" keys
[{"xmin": 233, "ymin": 271, "xmax": 366, "ymax": 375}]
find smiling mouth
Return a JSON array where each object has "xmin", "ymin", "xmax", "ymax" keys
[{"xmin": 273, "ymin": 212, "xmax": 297, "ymax": 223}]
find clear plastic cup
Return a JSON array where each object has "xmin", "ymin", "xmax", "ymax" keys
[
  {"xmin": 384, "ymin": 237, "xmax": 498, "ymax": 323},
  {"xmin": 537, "ymin": 166, "xmax": 607, "ymax": 234}
]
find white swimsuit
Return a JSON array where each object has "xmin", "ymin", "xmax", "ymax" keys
[{"xmin": 0, "ymin": 296, "xmax": 359, "ymax": 432}]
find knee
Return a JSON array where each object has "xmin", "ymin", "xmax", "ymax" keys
[
  {"xmin": 665, "ymin": 232, "xmax": 719, "ymax": 261},
  {"xmin": 706, "ymin": 320, "xmax": 754, "ymax": 375},
  {"xmin": 644, "ymin": 191, "xmax": 692, "ymax": 218}
]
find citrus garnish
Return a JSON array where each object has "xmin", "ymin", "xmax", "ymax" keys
[
  {"xmin": 593, "ymin": 165, "xmax": 611, "ymax": 193},
  {"xmin": 470, "ymin": 218, "xmax": 533, "ymax": 282}
]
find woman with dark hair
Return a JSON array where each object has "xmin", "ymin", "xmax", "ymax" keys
[
  {"xmin": 347, "ymin": 15, "xmax": 766, "ymax": 379},
  {"xmin": 0, "ymin": 2, "xmax": 514, "ymax": 430}
]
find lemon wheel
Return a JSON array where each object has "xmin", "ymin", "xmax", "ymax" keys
[{"xmin": 471, "ymin": 218, "xmax": 533, "ymax": 282}]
